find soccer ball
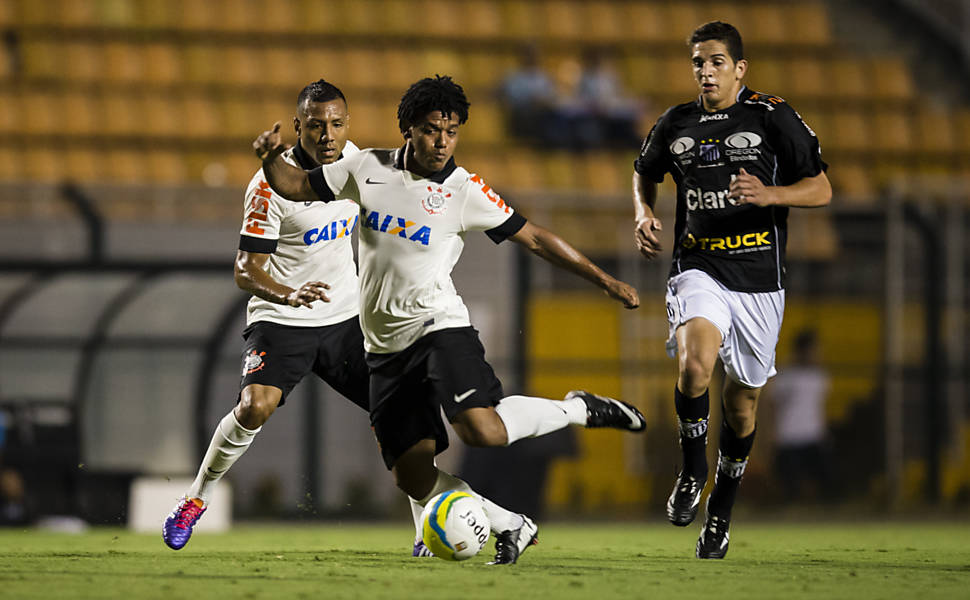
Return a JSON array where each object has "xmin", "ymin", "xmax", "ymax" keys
[{"xmin": 420, "ymin": 490, "xmax": 490, "ymax": 561}]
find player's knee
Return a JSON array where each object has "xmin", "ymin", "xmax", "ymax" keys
[
  {"xmin": 679, "ymin": 357, "xmax": 713, "ymax": 396},
  {"xmin": 452, "ymin": 409, "xmax": 508, "ymax": 447},
  {"xmin": 723, "ymin": 405, "xmax": 756, "ymax": 436},
  {"xmin": 236, "ymin": 385, "xmax": 281, "ymax": 429}
]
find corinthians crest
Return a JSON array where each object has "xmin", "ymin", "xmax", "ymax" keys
[{"xmin": 422, "ymin": 186, "xmax": 451, "ymax": 215}]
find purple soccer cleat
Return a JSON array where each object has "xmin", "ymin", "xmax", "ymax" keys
[
  {"xmin": 412, "ymin": 539, "xmax": 434, "ymax": 557},
  {"xmin": 163, "ymin": 497, "xmax": 206, "ymax": 550}
]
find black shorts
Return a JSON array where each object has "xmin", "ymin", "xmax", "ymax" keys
[
  {"xmin": 240, "ymin": 317, "xmax": 369, "ymax": 411},
  {"xmin": 366, "ymin": 327, "xmax": 504, "ymax": 469}
]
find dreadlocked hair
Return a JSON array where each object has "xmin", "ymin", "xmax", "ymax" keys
[{"xmin": 397, "ymin": 75, "xmax": 470, "ymax": 134}]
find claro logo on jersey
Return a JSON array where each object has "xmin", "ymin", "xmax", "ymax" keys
[
  {"xmin": 303, "ymin": 215, "xmax": 359, "ymax": 246},
  {"xmin": 362, "ymin": 211, "xmax": 432, "ymax": 246},
  {"xmin": 686, "ymin": 187, "xmax": 738, "ymax": 211},
  {"xmin": 682, "ymin": 231, "xmax": 772, "ymax": 252}
]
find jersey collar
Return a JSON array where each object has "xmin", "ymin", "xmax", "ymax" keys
[
  {"xmin": 394, "ymin": 145, "xmax": 458, "ymax": 184},
  {"xmin": 695, "ymin": 85, "xmax": 749, "ymax": 112},
  {"xmin": 293, "ymin": 142, "xmax": 347, "ymax": 170}
]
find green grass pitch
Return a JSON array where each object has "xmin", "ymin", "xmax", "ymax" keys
[{"xmin": 2, "ymin": 521, "xmax": 969, "ymax": 599}]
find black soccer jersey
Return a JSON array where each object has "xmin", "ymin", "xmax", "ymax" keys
[{"xmin": 634, "ymin": 86, "xmax": 827, "ymax": 292}]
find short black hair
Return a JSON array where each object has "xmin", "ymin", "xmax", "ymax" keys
[
  {"xmin": 297, "ymin": 79, "xmax": 346, "ymax": 111},
  {"xmin": 689, "ymin": 21, "xmax": 744, "ymax": 63},
  {"xmin": 397, "ymin": 75, "xmax": 470, "ymax": 134}
]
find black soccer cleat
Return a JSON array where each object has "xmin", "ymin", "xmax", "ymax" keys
[
  {"xmin": 488, "ymin": 515, "xmax": 538, "ymax": 565},
  {"xmin": 566, "ymin": 390, "xmax": 646, "ymax": 432},
  {"xmin": 696, "ymin": 512, "xmax": 730, "ymax": 559},
  {"xmin": 667, "ymin": 472, "xmax": 704, "ymax": 526}
]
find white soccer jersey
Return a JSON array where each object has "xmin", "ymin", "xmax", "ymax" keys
[
  {"xmin": 239, "ymin": 141, "xmax": 361, "ymax": 327},
  {"xmin": 305, "ymin": 146, "xmax": 525, "ymax": 353}
]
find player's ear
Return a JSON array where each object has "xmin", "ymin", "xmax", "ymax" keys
[
  {"xmin": 293, "ymin": 116, "xmax": 301, "ymax": 135},
  {"xmin": 735, "ymin": 59, "xmax": 748, "ymax": 79}
]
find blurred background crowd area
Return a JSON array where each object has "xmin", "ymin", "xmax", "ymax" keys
[{"xmin": 1, "ymin": 0, "xmax": 969, "ymax": 527}]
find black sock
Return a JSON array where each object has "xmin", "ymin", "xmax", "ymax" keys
[
  {"xmin": 674, "ymin": 387, "xmax": 709, "ymax": 479},
  {"xmin": 707, "ymin": 418, "xmax": 756, "ymax": 520}
]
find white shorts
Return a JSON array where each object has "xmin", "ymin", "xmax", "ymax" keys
[{"xmin": 665, "ymin": 269, "xmax": 785, "ymax": 388}]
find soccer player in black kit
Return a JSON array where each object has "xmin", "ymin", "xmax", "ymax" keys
[{"xmin": 632, "ymin": 22, "xmax": 831, "ymax": 558}]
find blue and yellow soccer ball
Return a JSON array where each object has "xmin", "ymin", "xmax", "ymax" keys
[{"xmin": 420, "ymin": 490, "xmax": 490, "ymax": 561}]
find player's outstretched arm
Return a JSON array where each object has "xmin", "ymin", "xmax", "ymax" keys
[
  {"xmin": 234, "ymin": 250, "xmax": 331, "ymax": 308},
  {"xmin": 632, "ymin": 171, "xmax": 663, "ymax": 260},
  {"xmin": 510, "ymin": 221, "xmax": 639, "ymax": 309},
  {"xmin": 729, "ymin": 168, "xmax": 831, "ymax": 208},
  {"xmin": 252, "ymin": 122, "xmax": 318, "ymax": 202}
]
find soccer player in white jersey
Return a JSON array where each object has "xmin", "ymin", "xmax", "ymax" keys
[
  {"xmin": 163, "ymin": 80, "xmax": 430, "ymax": 554},
  {"xmin": 253, "ymin": 75, "xmax": 646, "ymax": 565}
]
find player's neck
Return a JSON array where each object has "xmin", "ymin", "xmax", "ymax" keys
[{"xmin": 701, "ymin": 84, "xmax": 743, "ymax": 112}]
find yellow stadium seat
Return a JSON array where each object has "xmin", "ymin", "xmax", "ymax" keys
[
  {"xmin": 954, "ymin": 109, "xmax": 970, "ymax": 152},
  {"xmin": 581, "ymin": 1, "xmax": 623, "ymax": 42},
  {"xmin": 870, "ymin": 108, "xmax": 914, "ymax": 153},
  {"xmin": 0, "ymin": 90, "xmax": 19, "ymax": 134},
  {"xmin": 343, "ymin": 48, "xmax": 385, "ymax": 89},
  {"xmin": 144, "ymin": 94, "xmax": 182, "ymax": 138},
  {"xmin": 501, "ymin": 0, "xmax": 540, "ymax": 40},
  {"xmin": 787, "ymin": 211, "xmax": 838, "ymax": 260},
  {"xmin": 623, "ymin": 54, "xmax": 664, "ymax": 96},
  {"xmin": 542, "ymin": 152, "xmax": 578, "ymax": 191},
  {"xmin": 869, "ymin": 58, "xmax": 915, "ymax": 101},
  {"xmin": 420, "ymin": 48, "xmax": 467, "ymax": 85},
  {"xmin": 222, "ymin": 46, "xmax": 264, "ymax": 86},
  {"xmin": 913, "ymin": 107, "xmax": 955, "ymax": 154},
  {"xmin": 456, "ymin": 0, "xmax": 504, "ymax": 39},
  {"xmin": 744, "ymin": 4, "xmax": 788, "ymax": 44},
  {"xmin": 461, "ymin": 102, "xmax": 503, "ymax": 145},
  {"xmin": 183, "ymin": 44, "xmax": 222, "ymax": 85},
  {"xmin": 339, "ymin": 0, "xmax": 389, "ymax": 34},
  {"xmin": 827, "ymin": 110, "xmax": 868, "ymax": 152},
  {"xmin": 181, "ymin": 94, "xmax": 225, "ymax": 139},
  {"xmin": 57, "ymin": 0, "xmax": 100, "ymax": 27},
  {"xmin": 699, "ymin": 2, "xmax": 747, "ymax": 36},
  {"xmin": 103, "ymin": 42, "xmax": 145, "ymax": 84},
  {"xmin": 142, "ymin": 43, "xmax": 182, "ymax": 84},
  {"xmin": 827, "ymin": 162, "xmax": 876, "ymax": 205},
  {"xmin": 64, "ymin": 148, "xmax": 102, "ymax": 184},
  {"xmin": 62, "ymin": 91, "xmax": 101, "ymax": 136},
  {"xmin": 147, "ymin": 150, "xmax": 188, "ymax": 184},
  {"xmin": 261, "ymin": 47, "xmax": 302, "ymax": 88},
  {"xmin": 21, "ymin": 148, "xmax": 60, "ymax": 182},
  {"xmin": 180, "ymin": 0, "xmax": 224, "ymax": 31},
  {"xmin": 20, "ymin": 89, "xmax": 57, "ymax": 135},
  {"xmin": 0, "ymin": 146, "xmax": 23, "ymax": 183},
  {"xmin": 621, "ymin": 2, "xmax": 666, "ymax": 42},
  {"xmin": 748, "ymin": 57, "xmax": 789, "ymax": 97},
  {"xmin": 95, "ymin": 0, "xmax": 139, "ymax": 28},
  {"xmin": 540, "ymin": 0, "xmax": 584, "ymax": 40},
  {"xmin": 0, "ymin": 0, "xmax": 15, "ymax": 27},
  {"xmin": 785, "ymin": 57, "xmax": 826, "ymax": 99},
  {"xmin": 661, "ymin": 55, "xmax": 698, "ymax": 97},
  {"xmin": 298, "ymin": 48, "xmax": 350, "ymax": 90},
  {"xmin": 502, "ymin": 148, "xmax": 544, "ymax": 192},
  {"xmin": 786, "ymin": 3, "xmax": 832, "ymax": 45},
  {"xmin": 100, "ymin": 148, "xmax": 145, "ymax": 185},
  {"xmin": 658, "ymin": 2, "xmax": 702, "ymax": 44},
  {"xmin": 136, "ymin": 0, "xmax": 180, "ymax": 28},
  {"xmin": 20, "ymin": 39, "xmax": 61, "ymax": 80},
  {"xmin": 257, "ymin": 0, "xmax": 301, "ymax": 33},
  {"xmin": 829, "ymin": 58, "xmax": 868, "ymax": 101},
  {"xmin": 102, "ymin": 91, "xmax": 141, "ymax": 137},
  {"xmin": 462, "ymin": 51, "xmax": 512, "ymax": 90},
  {"xmin": 297, "ymin": 0, "xmax": 342, "ymax": 33},
  {"xmin": 580, "ymin": 152, "xmax": 626, "ymax": 195},
  {"xmin": 381, "ymin": 47, "xmax": 426, "ymax": 91}
]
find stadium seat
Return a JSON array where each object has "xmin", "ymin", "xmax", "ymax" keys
[
  {"xmin": 785, "ymin": 57, "xmax": 826, "ymax": 99},
  {"xmin": 501, "ymin": 0, "xmax": 540, "ymax": 40},
  {"xmin": 62, "ymin": 91, "xmax": 101, "ymax": 136},
  {"xmin": 744, "ymin": 4, "xmax": 788, "ymax": 44},
  {"xmin": 343, "ymin": 48, "xmax": 385, "ymax": 89},
  {"xmin": 870, "ymin": 108, "xmax": 914, "ymax": 153},
  {"xmin": 539, "ymin": 0, "xmax": 585, "ymax": 40},
  {"xmin": 143, "ymin": 43, "xmax": 183, "ymax": 85},
  {"xmin": 502, "ymin": 148, "xmax": 545, "ymax": 191},
  {"xmin": 541, "ymin": 152, "xmax": 579, "ymax": 191},
  {"xmin": 621, "ymin": 2, "xmax": 666, "ymax": 42},
  {"xmin": 101, "ymin": 91, "xmax": 140, "ymax": 137},
  {"xmin": 381, "ymin": 47, "xmax": 426, "ymax": 91},
  {"xmin": 869, "ymin": 58, "xmax": 915, "ymax": 101},
  {"xmin": 581, "ymin": 152, "xmax": 626, "ymax": 195},
  {"xmin": 748, "ymin": 57, "xmax": 790, "ymax": 98},
  {"xmin": 298, "ymin": 48, "xmax": 349, "ymax": 90},
  {"xmin": 20, "ymin": 89, "xmax": 58, "ymax": 136},
  {"xmin": 0, "ymin": 90, "xmax": 19, "ymax": 135},
  {"xmin": 147, "ymin": 150, "xmax": 188, "ymax": 184},
  {"xmin": 954, "ymin": 109, "xmax": 970, "ymax": 152},
  {"xmin": 222, "ymin": 45, "xmax": 264, "ymax": 86},
  {"xmin": 699, "ymin": 2, "xmax": 747, "ymax": 37},
  {"xmin": 829, "ymin": 58, "xmax": 868, "ymax": 101},
  {"xmin": 144, "ymin": 94, "xmax": 182, "ymax": 138},
  {"xmin": 463, "ymin": 51, "xmax": 513, "ymax": 90},
  {"xmin": 182, "ymin": 44, "xmax": 222, "ymax": 85},
  {"xmin": 914, "ymin": 107, "xmax": 956, "ymax": 154},
  {"xmin": 623, "ymin": 54, "xmax": 664, "ymax": 96},
  {"xmin": 581, "ymin": 1, "xmax": 623, "ymax": 42},
  {"xmin": 20, "ymin": 38, "xmax": 62, "ymax": 80},
  {"xmin": 103, "ymin": 148, "xmax": 148, "ymax": 184},
  {"xmin": 297, "ymin": 0, "xmax": 343, "ymax": 33},
  {"xmin": 458, "ymin": 0, "xmax": 505, "ymax": 39},
  {"xmin": 64, "ymin": 148, "xmax": 102, "ymax": 184},
  {"xmin": 827, "ymin": 110, "xmax": 869, "ymax": 153},
  {"xmin": 828, "ymin": 162, "xmax": 876, "ymax": 204},
  {"xmin": 786, "ymin": 2, "xmax": 833, "ymax": 45},
  {"xmin": 656, "ymin": 2, "xmax": 702, "ymax": 43},
  {"xmin": 661, "ymin": 55, "xmax": 699, "ymax": 97},
  {"xmin": 21, "ymin": 148, "xmax": 60, "ymax": 182},
  {"xmin": 103, "ymin": 42, "xmax": 145, "ymax": 84}
]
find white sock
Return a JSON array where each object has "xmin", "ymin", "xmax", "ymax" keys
[
  {"xmin": 408, "ymin": 496, "xmax": 424, "ymax": 541},
  {"xmin": 187, "ymin": 410, "xmax": 260, "ymax": 503},
  {"xmin": 494, "ymin": 394, "xmax": 587, "ymax": 445},
  {"xmin": 416, "ymin": 469, "xmax": 524, "ymax": 534}
]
